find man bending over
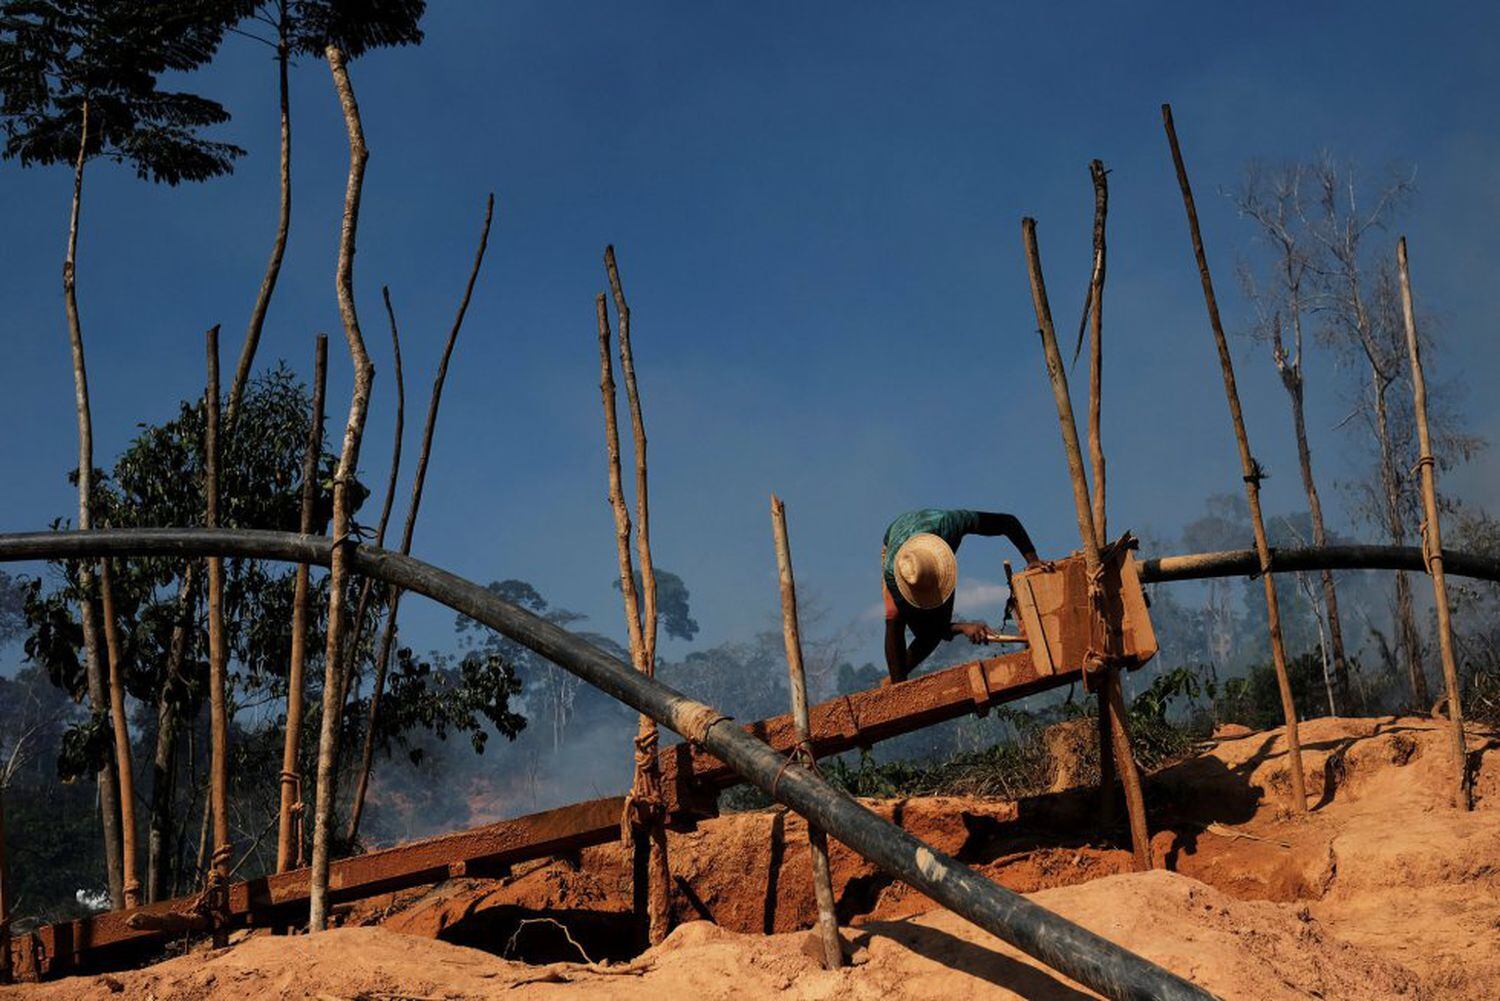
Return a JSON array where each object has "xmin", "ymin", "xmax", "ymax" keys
[{"xmin": 882, "ymin": 509, "xmax": 1044, "ymax": 683}]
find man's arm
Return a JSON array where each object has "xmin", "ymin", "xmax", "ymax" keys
[{"xmin": 969, "ymin": 512, "xmax": 1042, "ymax": 565}]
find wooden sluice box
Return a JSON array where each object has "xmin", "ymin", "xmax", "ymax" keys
[{"xmin": 1007, "ymin": 544, "xmax": 1158, "ymax": 679}]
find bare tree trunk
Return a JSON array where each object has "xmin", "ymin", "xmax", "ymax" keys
[
  {"xmin": 228, "ymin": 11, "xmax": 292, "ymax": 425},
  {"xmin": 276, "ymin": 334, "xmax": 327, "ymax": 874},
  {"xmin": 1284, "ymin": 369, "xmax": 1349, "ymax": 711},
  {"xmin": 62, "ymin": 99, "xmax": 125, "ymax": 908},
  {"xmin": 338, "ymin": 287, "xmax": 405, "ymax": 714},
  {"xmin": 147, "ymin": 564, "xmax": 197, "ymax": 902},
  {"xmin": 203, "ymin": 327, "xmax": 231, "ymax": 943},
  {"xmin": 98, "ymin": 558, "xmax": 140, "ymax": 908},
  {"xmin": 1397, "ymin": 237, "xmax": 1471, "ymax": 809},
  {"xmin": 1021, "ymin": 217, "xmax": 1151, "ymax": 870},
  {"xmin": 770, "ymin": 495, "xmax": 843, "ymax": 969},
  {"xmin": 1163, "ymin": 104, "xmax": 1307, "ymax": 814},
  {"xmin": 310, "ymin": 44, "xmax": 377, "ymax": 933},
  {"xmin": 605, "ymin": 246, "xmax": 672, "ymax": 945},
  {"xmin": 344, "ymin": 194, "xmax": 493, "ymax": 843}
]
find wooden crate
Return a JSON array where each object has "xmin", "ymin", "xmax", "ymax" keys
[{"xmin": 1010, "ymin": 547, "xmax": 1157, "ymax": 677}]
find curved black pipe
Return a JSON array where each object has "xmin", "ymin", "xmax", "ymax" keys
[
  {"xmin": 1139, "ymin": 543, "xmax": 1500, "ymax": 585},
  {"xmin": 0, "ymin": 527, "xmax": 1212, "ymax": 1001}
]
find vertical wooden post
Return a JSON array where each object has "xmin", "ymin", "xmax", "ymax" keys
[
  {"xmin": 1080, "ymin": 159, "xmax": 1119, "ymax": 825},
  {"xmin": 0, "ymin": 779, "xmax": 10, "ymax": 983},
  {"xmin": 596, "ymin": 289, "xmax": 670, "ymax": 947},
  {"xmin": 277, "ymin": 334, "xmax": 327, "ymax": 874},
  {"xmin": 1021, "ymin": 218, "xmax": 1151, "ymax": 870},
  {"xmin": 1162, "ymin": 104, "xmax": 1308, "ymax": 815},
  {"xmin": 770, "ymin": 495, "xmax": 843, "ymax": 970},
  {"xmin": 204, "ymin": 325, "xmax": 231, "ymax": 944},
  {"xmin": 98, "ymin": 558, "xmax": 139, "ymax": 908},
  {"xmin": 1396, "ymin": 237, "xmax": 1472, "ymax": 810}
]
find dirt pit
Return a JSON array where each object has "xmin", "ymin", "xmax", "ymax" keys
[{"xmin": 6, "ymin": 715, "xmax": 1498, "ymax": 999}]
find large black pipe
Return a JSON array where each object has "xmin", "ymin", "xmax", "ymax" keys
[
  {"xmin": 1139, "ymin": 543, "xmax": 1500, "ymax": 586},
  {"xmin": 0, "ymin": 528, "xmax": 1212, "ymax": 1001}
]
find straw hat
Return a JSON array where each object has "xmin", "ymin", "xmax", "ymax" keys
[{"xmin": 893, "ymin": 533, "xmax": 957, "ymax": 609}]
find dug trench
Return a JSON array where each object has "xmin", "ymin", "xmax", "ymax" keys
[{"xmin": 316, "ymin": 715, "xmax": 1500, "ymax": 996}]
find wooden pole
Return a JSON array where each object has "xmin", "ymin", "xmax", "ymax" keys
[
  {"xmin": 1396, "ymin": 236, "xmax": 1472, "ymax": 810},
  {"xmin": 345, "ymin": 194, "xmax": 494, "ymax": 844},
  {"xmin": 604, "ymin": 246, "xmax": 672, "ymax": 947},
  {"xmin": 0, "ymin": 777, "xmax": 10, "ymax": 983},
  {"xmin": 1079, "ymin": 159, "xmax": 1120, "ymax": 826},
  {"xmin": 770, "ymin": 495, "xmax": 843, "ymax": 970},
  {"xmin": 98, "ymin": 557, "xmax": 140, "ymax": 909},
  {"xmin": 1162, "ymin": 104, "xmax": 1308, "ymax": 814},
  {"xmin": 310, "ymin": 43, "xmax": 378, "ymax": 932},
  {"xmin": 276, "ymin": 333, "xmax": 327, "ymax": 874},
  {"xmin": 204, "ymin": 326, "xmax": 231, "ymax": 943},
  {"xmin": 1021, "ymin": 218, "xmax": 1151, "ymax": 870},
  {"xmin": 596, "ymin": 290, "xmax": 670, "ymax": 947}
]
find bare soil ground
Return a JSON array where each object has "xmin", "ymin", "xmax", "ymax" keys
[{"xmin": 7, "ymin": 715, "xmax": 1497, "ymax": 1000}]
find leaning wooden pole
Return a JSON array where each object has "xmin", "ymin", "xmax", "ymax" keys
[
  {"xmin": 203, "ymin": 326, "xmax": 231, "ymax": 941},
  {"xmin": 345, "ymin": 194, "xmax": 494, "ymax": 844},
  {"xmin": 310, "ymin": 43, "xmax": 378, "ymax": 932},
  {"xmin": 338, "ymin": 285, "xmax": 405, "ymax": 715},
  {"xmin": 1396, "ymin": 236, "xmax": 1472, "ymax": 811},
  {"xmin": 1162, "ymin": 104, "xmax": 1307, "ymax": 814},
  {"xmin": 604, "ymin": 246, "xmax": 672, "ymax": 947},
  {"xmin": 276, "ymin": 333, "xmax": 328, "ymax": 874},
  {"xmin": 98, "ymin": 557, "xmax": 140, "ymax": 908},
  {"xmin": 770, "ymin": 495, "xmax": 843, "ymax": 970},
  {"xmin": 1021, "ymin": 218, "xmax": 1150, "ymax": 871}
]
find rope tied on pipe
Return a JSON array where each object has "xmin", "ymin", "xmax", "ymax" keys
[
  {"xmin": 670, "ymin": 701, "xmax": 729, "ymax": 746},
  {"xmin": 770, "ymin": 738, "xmax": 821, "ymax": 798}
]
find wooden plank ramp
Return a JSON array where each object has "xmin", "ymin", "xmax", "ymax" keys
[{"xmin": 10, "ymin": 644, "xmax": 1101, "ymax": 979}]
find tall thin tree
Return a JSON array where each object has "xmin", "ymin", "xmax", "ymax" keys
[
  {"xmin": 308, "ymin": 41, "xmax": 377, "ymax": 933},
  {"xmin": 0, "ymin": 0, "xmax": 244, "ymax": 906},
  {"xmin": 1235, "ymin": 164, "xmax": 1351, "ymax": 710},
  {"xmin": 1303, "ymin": 158, "xmax": 1428, "ymax": 706},
  {"xmin": 229, "ymin": 0, "xmax": 293, "ymax": 424}
]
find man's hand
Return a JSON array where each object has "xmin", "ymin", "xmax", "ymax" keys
[
  {"xmin": 955, "ymin": 622, "xmax": 992, "ymax": 645},
  {"xmin": 1025, "ymin": 552, "xmax": 1055, "ymax": 573}
]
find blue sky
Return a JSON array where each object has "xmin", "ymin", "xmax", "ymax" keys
[{"xmin": 2, "ymin": 1, "xmax": 1497, "ymax": 667}]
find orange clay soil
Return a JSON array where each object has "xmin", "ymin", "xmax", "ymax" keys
[{"xmin": 6, "ymin": 715, "xmax": 1497, "ymax": 1000}]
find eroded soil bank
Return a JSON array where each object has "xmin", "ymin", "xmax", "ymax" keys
[{"xmin": 7, "ymin": 716, "xmax": 1498, "ymax": 999}]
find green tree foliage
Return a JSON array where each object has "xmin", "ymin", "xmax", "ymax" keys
[{"xmin": 0, "ymin": 0, "xmax": 243, "ymax": 182}]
